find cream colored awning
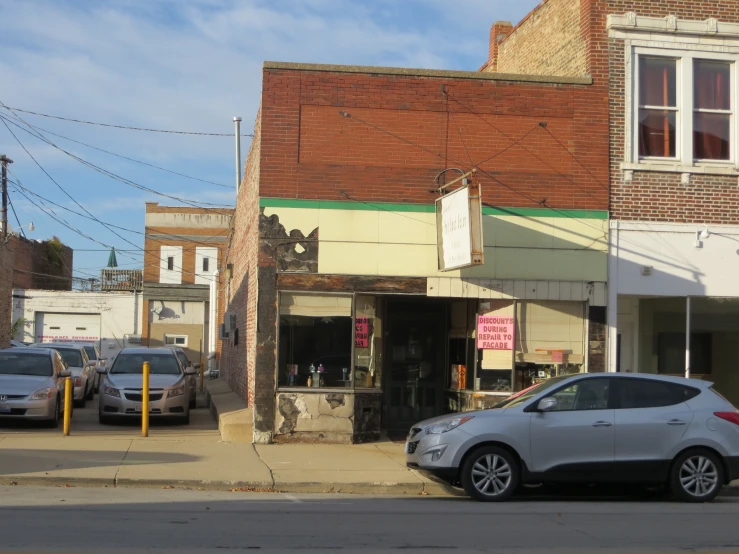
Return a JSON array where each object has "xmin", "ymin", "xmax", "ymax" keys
[{"xmin": 279, "ymin": 293, "xmax": 352, "ymax": 317}]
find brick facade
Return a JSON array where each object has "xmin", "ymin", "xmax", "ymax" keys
[
  {"xmin": 485, "ymin": 0, "xmax": 587, "ymax": 78},
  {"xmin": 0, "ymin": 241, "xmax": 13, "ymax": 348},
  {"xmin": 258, "ymin": 64, "xmax": 608, "ymax": 211},
  {"xmin": 605, "ymin": 1, "xmax": 739, "ymax": 224},
  {"xmin": 221, "ymin": 111, "xmax": 261, "ymax": 407},
  {"xmin": 141, "ymin": 203, "xmax": 234, "ymax": 364},
  {"xmin": 9, "ymin": 235, "xmax": 73, "ymax": 291}
]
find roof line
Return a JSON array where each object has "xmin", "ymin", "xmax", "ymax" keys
[{"xmin": 263, "ymin": 61, "xmax": 592, "ymax": 86}]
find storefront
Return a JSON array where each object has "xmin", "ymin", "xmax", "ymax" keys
[
  {"xmin": 273, "ymin": 287, "xmax": 594, "ymax": 441},
  {"xmin": 609, "ymin": 221, "xmax": 739, "ymax": 406}
]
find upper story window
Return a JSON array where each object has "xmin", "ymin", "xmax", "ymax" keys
[
  {"xmin": 638, "ymin": 57, "xmax": 677, "ymax": 158},
  {"xmin": 633, "ymin": 50, "xmax": 736, "ymax": 169}
]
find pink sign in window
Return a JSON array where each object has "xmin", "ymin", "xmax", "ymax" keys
[
  {"xmin": 477, "ymin": 315, "xmax": 514, "ymax": 350},
  {"xmin": 355, "ymin": 318, "xmax": 370, "ymax": 348}
]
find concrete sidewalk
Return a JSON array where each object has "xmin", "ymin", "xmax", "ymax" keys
[
  {"xmin": 0, "ymin": 405, "xmax": 442, "ymax": 495},
  {"xmin": 0, "ymin": 400, "xmax": 736, "ymax": 497}
]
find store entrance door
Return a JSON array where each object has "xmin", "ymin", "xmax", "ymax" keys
[{"xmin": 383, "ymin": 299, "xmax": 446, "ymax": 433}]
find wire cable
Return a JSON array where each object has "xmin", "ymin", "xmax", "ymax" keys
[
  {"xmin": 7, "ymin": 193, "xmax": 26, "ymax": 238},
  {"xmin": 1, "ymin": 105, "xmax": 253, "ymax": 137}
]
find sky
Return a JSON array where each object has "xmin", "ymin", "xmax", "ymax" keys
[{"xmin": 0, "ymin": 0, "xmax": 541, "ymax": 282}]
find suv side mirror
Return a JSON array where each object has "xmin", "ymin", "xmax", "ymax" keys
[
  {"xmin": 184, "ymin": 367, "xmax": 198, "ymax": 375},
  {"xmin": 96, "ymin": 366, "xmax": 108, "ymax": 375},
  {"xmin": 86, "ymin": 360, "xmax": 97, "ymax": 367},
  {"xmin": 537, "ymin": 397, "xmax": 558, "ymax": 412},
  {"xmin": 59, "ymin": 369, "xmax": 72, "ymax": 378}
]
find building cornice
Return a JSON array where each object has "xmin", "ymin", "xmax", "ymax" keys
[
  {"xmin": 607, "ymin": 13, "xmax": 739, "ymax": 38},
  {"xmin": 263, "ymin": 61, "xmax": 592, "ymax": 86}
]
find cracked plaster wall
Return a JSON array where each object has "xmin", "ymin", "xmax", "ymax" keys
[{"xmin": 275, "ymin": 392, "xmax": 355, "ymax": 441}]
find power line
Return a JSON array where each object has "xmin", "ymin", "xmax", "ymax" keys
[
  {"xmin": 7, "ymin": 193, "xmax": 25, "ymax": 238},
  {"xmin": 0, "ymin": 110, "xmax": 232, "ymax": 189},
  {"xmin": 0, "ymin": 112, "xmax": 233, "ymax": 210},
  {"xmin": 1, "ymin": 105, "xmax": 253, "ymax": 137}
]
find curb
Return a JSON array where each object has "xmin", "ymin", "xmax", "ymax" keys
[
  {"xmin": 0, "ymin": 476, "xmax": 441, "ymax": 495},
  {"xmin": 1, "ymin": 475, "xmax": 736, "ymax": 498}
]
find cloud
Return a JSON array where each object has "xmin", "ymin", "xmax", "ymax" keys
[{"xmin": 0, "ymin": 0, "xmax": 540, "ymax": 272}]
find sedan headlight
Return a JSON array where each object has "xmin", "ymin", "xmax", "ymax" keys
[
  {"xmin": 167, "ymin": 384, "xmax": 186, "ymax": 398},
  {"xmin": 425, "ymin": 416, "xmax": 473, "ymax": 435},
  {"xmin": 29, "ymin": 387, "xmax": 53, "ymax": 400},
  {"xmin": 103, "ymin": 385, "xmax": 120, "ymax": 398}
]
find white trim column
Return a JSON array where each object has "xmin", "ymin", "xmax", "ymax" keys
[{"xmin": 607, "ymin": 220, "xmax": 620, "ymax": 372}]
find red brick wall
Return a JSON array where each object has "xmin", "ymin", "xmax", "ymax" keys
[
  {"xmin": 0, "ymin": 242, "xmax": 13, "ymax": 348},
  {"xmin": 221, "ymin": 109, "xmax": 262, "ymax": 404},
  {"xmin": 605, "ymin": 1, "xmax": 739, "ymax": 223},
  {"xmin": 259, "ymin": 66, "xmax": 609, "ymax": 211},
  {"xmin": 9, "ymin": 235, "xmax": 73, "ymax": 291}
]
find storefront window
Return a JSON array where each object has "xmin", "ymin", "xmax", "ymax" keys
[
  {"xmin": 513, "ymin": 301, "xmax": 585, "ymax": 390},
  {"xmin": 278, "ymin": 293, "xmax": 353, "ymax": 388},
  {"xmin": 476, "ymin": 300, "xmax": 515, "ymax": 392},
  {"xmin": 354, "ymin": 295, "xmax": 382, "ymax": 389},
  {"xmin": 638, "ymin": 297, "xmax": 687, "ymax": 376}
]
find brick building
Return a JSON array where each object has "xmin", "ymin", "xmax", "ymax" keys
[
  {"xmin": 222, "ymin": 0, "xmax": 616, "ymax": 443},
  {"xmin": 9, "ymin": 235, "xmax": 73, "ymax": 291},
  {"xmin": 141, "ymin": 203, "xmax": 233, "ymax": 369}
]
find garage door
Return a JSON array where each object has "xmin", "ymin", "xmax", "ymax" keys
[{"xmin": 34, "ymin": 312, "xmax": 101, "ymax": 344}]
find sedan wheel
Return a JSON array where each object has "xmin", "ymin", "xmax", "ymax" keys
[
  {"xmin": 671, "ymin": 449, "xmax": 723, "ymax": 503},
  {"xmin": 461, "ymin": 446, "xmax": 519, "ymax": 502}
]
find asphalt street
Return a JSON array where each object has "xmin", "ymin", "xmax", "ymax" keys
[{"xmin": 1, "ymin": 486, "xmax": 738, "ymax": 554}]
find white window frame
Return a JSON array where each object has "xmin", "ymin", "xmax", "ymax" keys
[
  {"xmin": 164, "ymin": 334, "xmax": 188, "ymax": 347},
  {"xmin": 159, "ymin": 245, "xmax": 183, "ymax": 284},
  {"xmin": 195, "ymin": 247, "xmax": 218, "ymax": 285},
  {"xmin": 625, "ymin": 42, "xmax": 739, "ymax": 176}
]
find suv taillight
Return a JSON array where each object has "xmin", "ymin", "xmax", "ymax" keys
[{"xmin": 715, "ymin": 412, "xmax": 739, "ymax": 426}]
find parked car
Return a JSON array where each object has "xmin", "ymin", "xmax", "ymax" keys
[
  {"xmin": 9, "ymin": 340, "xmax": 26, "ymax": 348},
  {"xmin": 406, "ymin": 373, "xmax": 739, "ymax": 503},
  {"xmin": 0, "ymin": 347, "xmax": 72, "ymax": 427},
  {"xmin": 79, "ymin": 343, "xmax": 107, "ymax": 392},
  {"xmin": 156, "ymin": 346, "xmax": 200, "ymax": 409},
  {"xmin": 30, "ymin": 343, "xmax": 96, "ymax": 407},
  {"xmin": 97, "ymin": 347, "xmax": 197, "ymax": 425}
]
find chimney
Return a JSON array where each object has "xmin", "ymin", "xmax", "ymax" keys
[{"xmin": 486, "ymin": 21, "xmax": 514, "ymax": 72}]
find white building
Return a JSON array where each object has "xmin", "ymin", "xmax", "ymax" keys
[
  {"xmin": 608, "ymin": 221, "xmax": 739, "ymax": 406},
  {"xmin": 11, "ymin": 289, "xmax": 143, "ymax": 360}
]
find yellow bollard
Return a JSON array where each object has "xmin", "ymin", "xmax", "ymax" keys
[
  {"xmin": 142, "ymin": 361, "xmax": 150, "ymax": 437},
  {"xmin": 63, "ymin": 376, "xmax": 72, "ymax": 436}
]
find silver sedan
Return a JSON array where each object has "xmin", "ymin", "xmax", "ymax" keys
[
  {"xmin": 97, "ymin": 348, "xmax": 197, "ymax": 425},
  {"xmin": 0, "ymin": 348, "xmax": 72, "ymax": 427}
]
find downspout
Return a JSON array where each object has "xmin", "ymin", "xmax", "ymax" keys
[{"xmin": 208, "ymin": 269, "xmax": 219, "ymax": 372}]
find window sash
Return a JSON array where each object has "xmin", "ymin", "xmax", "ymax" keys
[{"xmin": 632, "ymin": 48, "xmax": 737, "ymax": 166}]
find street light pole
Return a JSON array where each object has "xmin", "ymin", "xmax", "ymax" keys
[{"xmin": 1, "ymin": 154, "xmax": 13, "ymax": 239}]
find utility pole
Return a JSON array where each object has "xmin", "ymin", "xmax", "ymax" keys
[
  {"xmin": 233, "ymin": 117, "xmax": 242, "ymax": 197},
  {"xmin": 1, "ymin": 154, "xmax": 13, "ymax": 239}
]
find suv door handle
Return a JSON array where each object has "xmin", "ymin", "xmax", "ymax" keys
[
  {"xmin": 592, "ymin": 421, "xmax": 612, "ymax": 427},
  {"xmin": 667, "ymin": 419, "xmax": 687, "ymax": 426}
]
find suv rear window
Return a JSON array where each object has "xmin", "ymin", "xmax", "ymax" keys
[{"xmin": 618, "ymin": 378, "xmax": 700, "ymax": 409}]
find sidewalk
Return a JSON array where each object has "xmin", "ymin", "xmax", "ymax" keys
[
  {"xmin": 0, "ymin": 401, "xmax": 736, "ymax": 497},
  {"xmin": 0, "ymin": 404, "xmax": 444, "ymax": 495}
]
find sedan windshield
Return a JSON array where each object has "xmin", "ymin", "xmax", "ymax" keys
[
  {"xmin": 111, "ymin": 354, "xmax": 181, "ymax": 375},
  {"xmin": 83, "ymin": 346, "xmax": 98, "ymax": 360},
  {"xmin": 55, "ymin": 349, "xmax": 83, "ymax": 368},
  {"xmin": 493, "ymin": 376, "xmax": 569, "ymax": 409},
  {"xmin": 0, "ymin": 353, "xmax": 53, "ymax": 377}
]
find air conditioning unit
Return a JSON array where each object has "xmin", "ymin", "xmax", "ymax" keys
[
  {"xmin": 219, "ymin": 323, "xmax": 229, "ymax": 340},
  {"xmin": 224, "ymin": 312, "xmax": 237, "ymax": 333}
]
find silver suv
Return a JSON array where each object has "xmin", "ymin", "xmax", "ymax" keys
[{"xmin": 406, "ymin": 373, "xmax": 739, "ymax": 502}]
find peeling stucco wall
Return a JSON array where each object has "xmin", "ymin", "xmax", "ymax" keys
[{"xmin": 275, "ymin": 392, "xmax": 355, "ymax": 443}]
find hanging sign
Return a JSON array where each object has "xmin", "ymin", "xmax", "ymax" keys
[
  {"xmin": 355, "ymin": 317, "xmax": 370, "ymax": 348},
  {"xmin": 436, "ymin": 183, "xmax": 484, "ymax": 271},
  {"xmin": 477, "ymin": 315, "xmax": 514, "ymax": 350}
]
